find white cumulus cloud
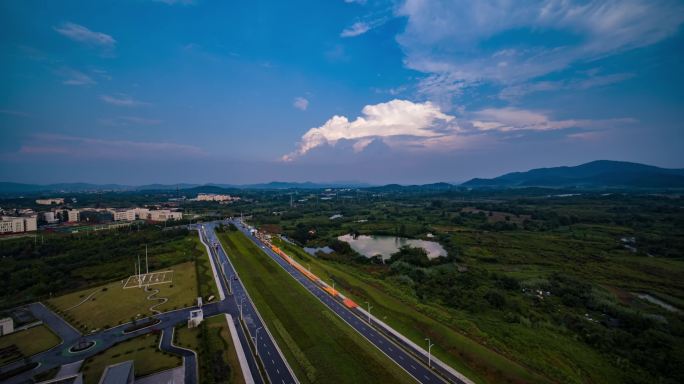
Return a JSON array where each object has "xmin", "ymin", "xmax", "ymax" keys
[{"xmin": 282, "ymin": 99, "xmax": 455, "ymax": 161}]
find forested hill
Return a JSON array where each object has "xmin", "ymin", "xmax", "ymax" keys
[{"xmin": 462, "ymin": 160, "xmax": 684, "ymax": 188}]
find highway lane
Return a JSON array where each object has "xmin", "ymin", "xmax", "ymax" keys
[
  {"xmin": 202, "ymin": 223, "xmax": 298, "ymax": 384},
  {"xmin": 230, "ymin": 219, "xmax": 464, "ymax": 384}
]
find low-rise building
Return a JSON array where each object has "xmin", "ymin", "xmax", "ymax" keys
[
  {"xmin": 67, "ymin": 209, "xmax": 80, "ymax": 223},
  {"xmin": 36, "ymin": 198, "xmax": 65, "ymax": 205},
  {"xmin": 99, "ymin": 360, "xmax": 134, "ymax": 384},
  {"xmin": 0, "ymin": 317, "xmax": 14, "ymax": 335},
  {"xmin": 196, "ymin": 193, "xmax": 240, "ymax": 202},
  {"xmin": 0, "ymin": 215, "xmax": 37, "ymax": 233},
  {"xmin": 109, "ymin": 209, "xmax": 136, "ymax": 221},
  {"xmin": 43, "ymin": 211, "xmax": 58, "ymax": 224},
  {"xmin": 148, "ymin": 210, "xmax": 182, "ymax": 222}
]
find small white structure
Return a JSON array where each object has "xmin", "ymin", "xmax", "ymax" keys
[
  {"xmin": 188, "ymin": 309, "xmax": 204, "ymax": 328},
  {"xmin": 43, "ymin": 211, "xmax": 58, "ymax": 224},
  {"xmin": 0, "ymin": 317, "xmax": 14, "ymax": 335}
]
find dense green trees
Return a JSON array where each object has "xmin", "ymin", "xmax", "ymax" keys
[{"xmin": 0, "ymin": 226, "xmax": 197, "ymax": 309}]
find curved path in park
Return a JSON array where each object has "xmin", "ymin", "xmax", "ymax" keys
[
  {"xmin": 63, "ymin": 289, "xmax": 99, "ymax": 312},
  {"xmin": 144, "ymin": 286, "xmax": 168, "ymax": 315}
]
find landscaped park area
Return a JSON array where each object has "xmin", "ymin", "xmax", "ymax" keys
[
  {"xmin": 45, "ymin": 235, "xmax": 218, "ymax": 332},
  {"xmin": 175, "ymin": 315, "xmax": 246, "ymax": 384},
  {"xmin": 0, "ymin": 325, "xmax": 61, "ymax": 365},
  {"xmin": 81, "ymin": 332, "xmax": 181, "ymax": 384}
]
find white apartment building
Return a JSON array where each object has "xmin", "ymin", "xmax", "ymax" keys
[
  {"xmin": 36, "ymin": 198, "xmax": 64, "ymax": 205},
  {"xmin": 42, "ymin": 211, "xmax": 58, "ymax": 224},
  {"xmin": 149, "ymin": 210, "xmax": 182, "ymax": 222},
  {"xmin": 196, "ymin": 193, "xmax": 239, "ymax": 202},
  {"xmin": 134, "ymin": 208, "xmax": 150, "ymax": 220},
  {"xmin": 0, "ymin": 317, "xmax": 13, "ymax": 335},
  {"xmin": 67, "ymin": 209, "xmax": 80, "ymax": 223},
  {"xmin": 109, "ymin": 209, "xmax": 136, "ymax": 221},
  {"xmin": 0, "ymin": 215, "xmax": 37, "ymax": 233}
]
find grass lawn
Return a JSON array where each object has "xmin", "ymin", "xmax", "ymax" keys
[
  {"xmin": 193, "ymin": 236, "xmax": 219, "ymax": 303},
  {"xmin": 218, "ymin": 230, "xmax": 415, "ymax": 384},
  {"xmin": 81, "ymin": 333, "xmax": 181, "ymax": 384},
  {"xmin": 273, "ymin": 238, "xmax": 550, "ymax": 384},
  {"xmin": 46, "ymin": 261, "xmax": 198, "ymax": 331},
  {"xmin": 0, "ymin": 325, "xmax": 61, "ymax": 365},
  {"xmin": 175, "ymin": 315, "xmax": 245, "ymax": 384}
]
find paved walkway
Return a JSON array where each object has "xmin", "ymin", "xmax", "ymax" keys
[
  {"xmin": 159, "ymin": 327, "xmax": 197, "ymax": 384},
  {"xmin": 27, "ymin": 302, "xmax": 81, "ymax": 342}
]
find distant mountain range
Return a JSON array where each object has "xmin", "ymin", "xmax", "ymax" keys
[
  {"xmin": 461, "ymin": 160, "xmax": 684, "ymax": 188},
  {"xmin": 2, "ymin": 160, "xmax": 683, "ymax": 195},
  {"xmin": 0, "ymin": 181, "xmax": 372, "ymax": 195}
]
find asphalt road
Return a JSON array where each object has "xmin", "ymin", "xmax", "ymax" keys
[
  {"xmin": 159, "ymin": 327, "xmax": 197, "ymax": 384},
  {"xmin": 201, "ymin": 223, "xmax": 297, "ymax": 384},
  {"xmin": 230, "ymin": 219, "xmax": 465, "ymax": 384}
]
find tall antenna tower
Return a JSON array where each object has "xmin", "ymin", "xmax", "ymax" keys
[{"xmin": 137, "ymin": 254, "xmax": 142, "ymax": 287}]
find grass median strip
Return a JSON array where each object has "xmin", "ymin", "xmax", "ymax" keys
[{"xmin": 218, "ymin": 230, "xmax": 415, "ymax": 384}]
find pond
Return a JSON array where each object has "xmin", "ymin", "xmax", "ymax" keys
[{"xmin": 337, "ymin": 234, "xmax": 447, "ymax": 261}]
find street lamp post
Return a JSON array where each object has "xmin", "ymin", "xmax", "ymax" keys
[
  {"xmin": 254, "ymin": 327, "xmax": 263, "ymax": 356},
  {"xmin": 239, "ymin": 298, "xmax": 246, "ymax": 320},
  {"xmin": 425, "ymin": 338, "xmax": 434, "ymax": 368},
  {"xmin": 228, "ymin": 272, "xmax": 233, "ymax": 295},
  {"xmin": 365, "ymin": 301, "xmax": 373, "ymax": 324}
]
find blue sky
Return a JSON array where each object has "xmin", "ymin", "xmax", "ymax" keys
[{"xmin": 1, "ymin": 0, "xmax": 683, "ymax": 185}]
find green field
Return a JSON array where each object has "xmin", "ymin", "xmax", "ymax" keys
[
  {"xmin": 175, "ymin": 315, "xmax": 245, "ymax": 384},
  {"xmin": 193, "ymin": 237, "xmax": 219, "ymax": 302},
  {"xmin": 273, "ymin": 238, "xmax": 547, "ymax": 384},
  {"xmin": 0, "ymin": 325, "xmax": 61, "ymax": 365},
  {"xmin": 81, "ymin": 333, "xmax": 181, "ymax": 384},
  {"xmin": 218, "ymin": 230, "xmax": 415, "ymax": 384},
  {"xmin": 46, "ymin": 261, "xmax": 198, "ymax": 331}
]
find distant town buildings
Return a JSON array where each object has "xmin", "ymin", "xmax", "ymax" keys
[
  {"xmin": 107, "ymin": 208, "xmax": 182, "ymax": 222},
  {"xmin": 35, "ymin": 198, "xmax": 64, "ymax": 205},
  {"xmin": 0, "ymin": 215, "xmax": 37, "ymax": 234},
  {"xmin": 196, "ymin": 193, "xmax": 240, "ymax": 203}
]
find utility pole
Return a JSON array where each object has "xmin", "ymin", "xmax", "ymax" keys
[
  {"xmin": 425, "ymin": 338, "xmax": 434, "ymax": 368},
  {"xmin": 239, "ymin": 298, "xmax": 246, "ymax": 320},
  {"xmin": 254, "ymin": 327, "xmax": 263, "ymax": 356},
  {"xmin": 145, "ymin": 244, "xmax": 149, "ymax": 274},
  {"xmin": 365, "ymin": 301, "xmax": 373, "ymax": 324},
  {"xmin": 229, "ymin": 274, "xmax": 233, "ymax": 295}
]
